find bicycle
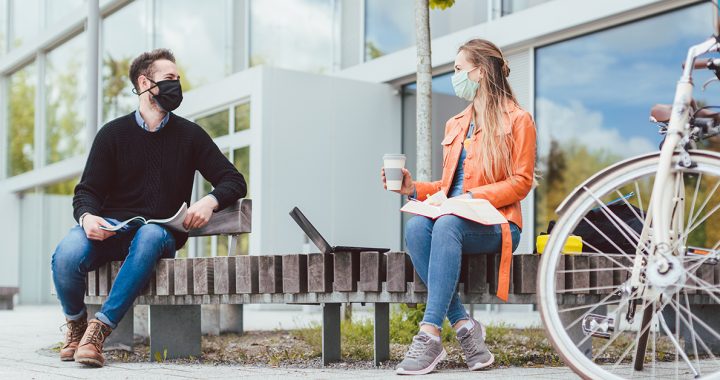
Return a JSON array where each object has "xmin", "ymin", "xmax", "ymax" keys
[{"xmin": 538, "ymin": 9, "xmax": 720, "ymax": 380}]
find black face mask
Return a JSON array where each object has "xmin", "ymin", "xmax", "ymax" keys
[{"xmin": 135, "ymin": 79, "xmax": 183, "ymax": 112}]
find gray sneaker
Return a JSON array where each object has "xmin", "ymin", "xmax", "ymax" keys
[
  {"xmin": 456, "ymin": 319, "xmax": 494, "ymax": 370},
  {"xmin": 396, "ymin": 331, "xmax": 447, "ymax": 375}
]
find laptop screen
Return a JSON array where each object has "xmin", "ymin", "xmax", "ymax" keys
[{"xmin": 289, "ymin": 207, "xmax": 333, "ymax": 254}]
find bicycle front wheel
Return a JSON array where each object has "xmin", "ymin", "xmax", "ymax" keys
[{"xmin": 538, "ymin": 150, "xmax": 720, "ymax": 379}]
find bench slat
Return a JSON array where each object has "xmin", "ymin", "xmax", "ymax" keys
[
  {"xmin": 236, "ymin": 255, "xmax": 259, "ymax": 294},
  {"xmin": 98, "ymin": 264, "xmax": 110, "ymax": 296},
  {"xmin": 110, "ymin": 261, "xmax": 123, "ymax": 292},
  {"xmin": 189, "ymin": 199, "xmax": 252, "ymax": 237},
  {"xmin": 590, "ymin": 256, "xmax": 614, "ymax": 294},
  {"xmin": 258, "ymin": 255, "xmax": 282, "ymax": 293},
  {"xmin": 193, "ymin": 258, "xmax": 214, "ymax": 295},
  {"xmin": 156, "ymin": 259, "xmax": 174, "ymax": 296},
  {"xmin": 87, "ymin": 270, "xmax": 97, "ymax": 297},
  {"xmin": 333, "ymin": 252, "xmax": 359, "ymax": 292},
  {"xmin": 385, "ymin": 252, "xmax": 407, "ymax": 292},
  {"xmin": 513, "ymin": 255, "xmax": 538, "ymax": 294},
  {"xmin": 359, "ymin": 251, "xmax": 384, "ymax": 292},
  {"xmin": 214, "ymin": 256, "xmax": 236, "ymax": 295},
  {"xmin": 307, "ymin": 253, "xmax": 333, "ymax": 293},
  {"xmin": 464, "ymin": 255, "xmax": 488, "ymax": 294},
  {"xmin": 566, "ymin": 256, "xmax": 589, "ymax": 294},
  {"xmin": 174, "ymin": 259, "xmax": 193, "ymax": 296},
  {"xmin": 282, "ymin": 254, "xmax": 308, "ymax": 294}
]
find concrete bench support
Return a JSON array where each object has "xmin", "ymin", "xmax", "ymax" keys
[
  {"xmin": 149, "ymin": 305, "xmax": 201, "ymax": 360},
  {"xmin": 373, "ymin": 303, "xmax": 390, "ymax": 366},
  {"xmin": 322, "ymin": 303, "xmax": 341, "ymax": 365}
]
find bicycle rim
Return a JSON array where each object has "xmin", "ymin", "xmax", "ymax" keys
[{"xmin": 538, "ymin": 150, "xmax": 720, "ymax": 380}]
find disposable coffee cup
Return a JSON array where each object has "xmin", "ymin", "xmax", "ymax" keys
[{"xmin": 383, "ymin": 154, "xmax": 406, "ymax": 191}]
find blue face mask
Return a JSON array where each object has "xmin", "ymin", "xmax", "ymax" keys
[{"xmin": 451, "ymin": 67, "xmax": 479, "ymax": 101}]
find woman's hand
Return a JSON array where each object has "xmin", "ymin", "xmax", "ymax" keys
[{"xmin": 381, "ymin": 167, "xmax": 416, "ymax": 196}]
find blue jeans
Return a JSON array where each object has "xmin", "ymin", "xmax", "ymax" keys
[
  {"xmin": 51, "ymin": 219, "xmax": 176, "ymax": 328},
  {"xmin": 405, "ymin": 215, "xmax": 520, "ymax": 329}
]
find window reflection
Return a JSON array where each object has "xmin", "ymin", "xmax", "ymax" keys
[
  {"xmin": 534, "ymin": 3, "xmax": 718, "ymax": 233},
  {"xmin": 156, "ymin": 0, "xmax": 230, "ymax": 88},
  {"xmin": 196, "ymin": 110, "xmax": 229, "ymax": 138},
  {"xmin": 102, "ymin": 0, "xmax": 148, "ymax": 122},
  {"xmin": 46, "ymin": 33, "xmax": 87, "ymax": 164},
  {"xmin": 10, "ymin": 0, "xmax": 39, "ymax": 48},
  {"xmin": 0, "ymin": 0, "xmax": 6, "ymax": 56},
  {"xmin": 8, "ymin": 63, "xmax": 36, "ymax": 176},
  {"xmin": 233, "ymin": 146, "xmax": 250, "ymax": 254},
  {"xmin": 364, "ymin": 0, "xmax": 488, "ymax": 61},
  {"xmin": 501, "ymin": 0, "xmax": 551, "ymax": 16},
  {"xmin": 249, "ymin": 0, "xmax": 335, "ymax": 73},
  {"xmin": 46, "ymin": 0, "xmax": 85, "ymax": 29},
  {"xmin": 234, "ymin": 103, "xmax": 250, "ymax": 132}
]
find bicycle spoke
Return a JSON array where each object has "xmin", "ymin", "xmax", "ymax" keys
[
  {"xmin": 635, "ymin": 181, "xmax": 646, "ymax": 220},
  {"xmin": 557, "ymin": 298, "xmax": 625, "ymax": 313},
  {"xmin": 686, "ymin": 177, "xmax": 720, "ymax": 229},
  {"xmin": 610, "ymin": 297, "xmax": 653, "ymax": 370},
  {"xmin": 665, "ymin": 297, "xmax": 720, "ymax": 369},
  {"xmin": 578, "ymin": 239, "xmax": 633, "ymax": 271},
  {"xmin": 584, "ymin": 186, "xmax": 646, "ymax": 252},
  {"xmin": 687, "ymin": 173, "xmax": 702, "ymax": 230},
  {"xmin": 683, "ymin": 290, "xmax": 702, "ymax": 373}
]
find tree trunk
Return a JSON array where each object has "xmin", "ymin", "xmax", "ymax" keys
[{"xmin": 415, "ymin": 0, "xmax": 432, "ymax": 182}]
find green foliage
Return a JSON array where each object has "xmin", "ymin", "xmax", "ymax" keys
[
  {"xmin": 429, "ymin": 0, "xmax": 455, "ymax": 10},
  {"xmin": 8, "ymin": 65, "xmax": 36, "ymax": 176},
  {"xmin": 365, "ymin": 42, "xmax": 385, "ymax": 60},
  {"xmin": 153, "ymin": 348, "xmax": 168, "ymax": 362}
]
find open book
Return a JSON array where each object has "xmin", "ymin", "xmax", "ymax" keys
[
  {"xmin": 400, "ymin": 191, "xmax": 507, "ymax": 225},
  {"xmin": 99, "ymin": 203, "xmax": 189, "ymax": 233}
]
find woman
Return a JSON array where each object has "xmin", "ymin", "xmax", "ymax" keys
[{"xmin": 381, "ymin": 39, "xmax": 536, "ymax": 375}]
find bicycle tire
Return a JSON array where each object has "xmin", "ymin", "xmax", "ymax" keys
[{"xmin": 538, "ymin": 150, "xmax": 720, "ymax": 379}]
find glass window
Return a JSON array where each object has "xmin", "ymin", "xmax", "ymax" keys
[
  {"xmin": 10, "ymin": 0, "xmax": 39, "ymax": 48},
  {"xmin": 234, "ymin": 103, "xmax": 250, "ymax": 132},
  {"xmin": 46, "ymin": 0, "xmax": 86, "ymax": 29},
  {"xmin": 534, "ymin": 3, "xmax": 718, "ymax": 233},
  {"xmin": 45, "ymin": 177, "xmax": 79, "ymax": 195},
  {"xmin": 102, "ymin": 0, "xmax": 148, "ymax": 122},
  {"xmin": 196, "ymin": 109, "xmax": 229, "ymax": 138},
  {"xmin": 501, "ymin": 0, "xmax": 551, "ymax": 16},
  {"xmin": 155, "ymin": 0, "xmax": 230, "ymax": 88},
  {"xmin": 364, "ymin": 0, "xmax": 488, "ymax": 61},
  {"xmin": 8, "ymin": 63, "xmax": 36, "ymax": 177},
  {"xmin": 249, "ymin": 0, "xmax": 334, "ymax": 73},
  {"xmin": 0, "ymin": 0, "xmax": 7, "ymax": 57},
  {"xmin": 46, "ymin": 33, "xmax": 87, "ymax": 164},
  {"xmin": 233, "ymin": 146, "xmax": 250, "ymax": 255}
]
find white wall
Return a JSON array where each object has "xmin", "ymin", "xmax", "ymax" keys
[
  {"xmin": 259, "ymin": 67, "xmax": 402, "ymax": 253},
  {"xmin": 0, "ymin": 192, "xmax": 20, "ymax": 287}
]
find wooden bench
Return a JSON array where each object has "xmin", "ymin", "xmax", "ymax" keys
[
  {"xmin": 77, "ymin": 201, "xmax": 720, "ymax": 365},
  {"xmin": 0, "ymin": 287, "xmax": 20, "ymax": 310}
]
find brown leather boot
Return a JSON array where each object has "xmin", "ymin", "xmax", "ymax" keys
[
  {"xmin": 60, "ymin": 315, "xmax": 88, "ymax": 361},
  {"xmin": 74, "ymin": 319, "xmax": 113, "ymax": 367}
]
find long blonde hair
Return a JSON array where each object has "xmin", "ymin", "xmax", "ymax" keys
[{"xmin": 459, "ymin": 39, "xmax": 516, "ymax": 183}]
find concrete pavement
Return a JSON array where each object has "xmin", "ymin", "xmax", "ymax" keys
[{"xmin": 0, "ymin": 305, "xmax": 579, "ymax": 379}]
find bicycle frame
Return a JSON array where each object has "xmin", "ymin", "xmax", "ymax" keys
[{"xmin": 637, "ymin": 37, "xmax": 720, "ymax": 282}]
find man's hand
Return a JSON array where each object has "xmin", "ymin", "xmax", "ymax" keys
[
  {"xmin": 82, "ymin": 214, "xmax": 116, "ymax": 241},
  {"xmin": 184, "ymin": 195, "xmax": 219, "ymax": 230}
]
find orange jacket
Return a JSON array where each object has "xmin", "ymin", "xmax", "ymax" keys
[{"xmin": 413, "ymin": 102, "xmax": 537, "ymax": 230}]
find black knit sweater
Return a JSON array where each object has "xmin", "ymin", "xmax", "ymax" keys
[{"xmin": 73, "ymin": 112, "xmax": 247, "ymax": 249}]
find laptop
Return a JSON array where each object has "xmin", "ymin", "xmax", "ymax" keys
[{"xmin": 289, "ymin": 207, "xmax": 390, "ymax": 254}]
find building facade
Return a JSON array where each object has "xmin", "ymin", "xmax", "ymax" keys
[{"xmin": 1, "ymin": 0, "xmax": 718, "ymax": 304}]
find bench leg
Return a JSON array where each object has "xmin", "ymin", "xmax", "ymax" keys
[
  {"xmin": 0, "ymin": 296, "xmax": 13, "ymax": 310},
  {"xmin": 558, "ymin": 305, "xmax": 606, "ymax": 359},
  {"xmin": 374, "ymin": 303, "xmax": 390, "ymax": 366},
  {"xmin": 220, "ymin": 304, "xmax": 244, "ymax": 334},
  {"xmin": 149, "ymin": 305, "xmax": 201, "ymax": 360},
  {"xmin": 87, "ymin": 304, "xmax": 134, "ymax": 351},
  {"xmin": 322, "ymin": 303, "xmax": 341, "ymax": 365}
]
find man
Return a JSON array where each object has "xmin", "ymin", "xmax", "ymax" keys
[{"xmin": 51, "ymin": 48, "xmax": 246, "ymax": 367}]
